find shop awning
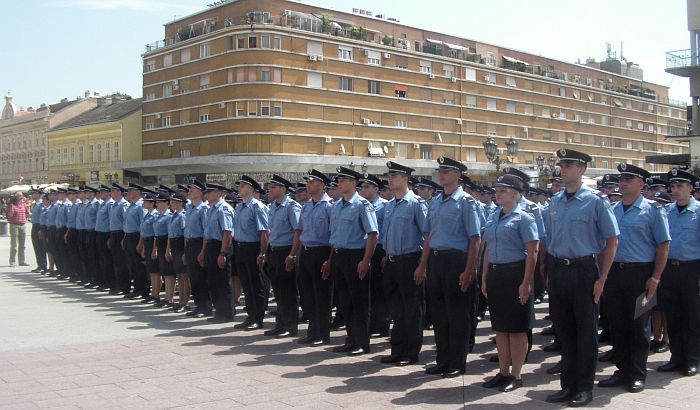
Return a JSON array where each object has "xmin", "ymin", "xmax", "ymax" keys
[{"xmin": 394, "ymin": 85, "xmax": 408, "ymax": 92}]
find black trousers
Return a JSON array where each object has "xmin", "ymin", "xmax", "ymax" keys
[
  {"xmin": 267, "ymin": 245, "xmax": 299, "ymax": 333},
  {"xmin": 234, "ymin": 241, "xmax": 267, "ymax": 325},
  {"xmin": 124, "ymin": 233, "xmax": 149, "ymax": 295},
  {"xmin": 332, "ymin": 248, "xmax": 370, "ymax": 350},
  {"xmin": 65, "ymin": 228, "xmax": 81, "ymax": 280},
  {"xmin": 384, "ymin": 252, "xmax": 424, "ymax": 360},
  {"xmin": 186, "ymin": 238, "xmax": 212, "ymax": 313},
  {"xmin": 299, "ymin": 245, "xmax": 333, "ymax": 342},
  {"xmin": 84, "ymin": 230, "xmax": 99, "ymax": 285},
  {"xmin": 204, "ymin": 240, "xmax": 234, "ymax": 319},
  {"xmin": 427, "ymin": 250, "xmax": 472, "ymax": 373},
  {"xmin": 370, "ymin": 245, "xmax": 390, "ymax": 335},
  {"xmin": 55, "ymin": 227, "xmax": 68, "ymax": 274},
  {"xmin": 661, "ymin": 260, "xmax": 700, "ymax": 367},
  {"xmin": 96, "ymin": 231, "xmax": 113, "ymax": 287},
  {"xmin": 31, "ymin": 224, "xmax": 47, "ymax": 270},
  {"xmin": 549, "ymin": 256, "xmax": 599, "ymax": 393},
  {"xmin": 605, "ymin": 263, "xmax": 653, "ymax": 381},
  {"xmin": 109, "ymin": 231, "xmax": 129, "ymax": 293}
]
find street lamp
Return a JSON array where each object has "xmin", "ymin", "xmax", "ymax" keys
[
  {"xmin": 536, "ymin": 154, "xmax": 556, "ymax": 188},
  {"xmin": 483, "ymin": 136, "xmax": 518, "ymax": 171}
]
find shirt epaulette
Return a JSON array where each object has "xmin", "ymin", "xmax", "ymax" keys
[{"xmin": 647, "ymin": 200, "xmax": 663, "ymax": 209}]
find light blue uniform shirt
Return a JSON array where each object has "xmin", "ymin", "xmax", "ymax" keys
[
  {"xmin": 32, "ymin": 202, "xmax": 43, "ymax": 225},
  {"xmin": 75, "ymin": 201, "xmax": 87, "ymax": 230},
  {"xmin": 545, "ymin": 186, "xmax": 619, "ymax": 259},
  {"xmin": 55, "ymin": 200, "xmax": 70, "ymax": 228},
  {"xmin": 381, "ymin": 190, "xmax": 427, "ymax": 256},
  {"xmin": 205, "ymin": 198, "xmax": 234, "ymax": 241},
  {"xmin": 168, "ymin": 210, "xmax": 186, "ymax": 238},
  {"xmin": 123, "ymin": 199, "xmax": 146, "ymax": 234},
  {"xmin": 329, "ymin": 192, "xmax": 378, "ymax": 249},
  {"xmin": 46, "ymin": 201, "xmax": 60, "ymax": 227},
  {"xmin": 519, "ymin": 196, "xmax": 546, "ymax": 239},
  {"xmin": 95, "ymin": 198, "xmax": 114, "ymax": 233},
  {"xmin": 667, "ymin": 197, "xmax": 700, "ymax": 261},
  {"xmin": 84, "ymin": 198, "xmax": 100, "ymax": 230},
  {"xmin": 297, "ymin": 193, "xmax": 333, "ymax": 247},
  {"xmin": 483, "ymin": 204, "xmax": 539, "ymax": 264},
  {"xmin": 140, "ymin": 210, "xmax": 157, "ymax": 237},
  {"xmin": 66, "ymin": 199, "xmax": 81, "ymax": 229},
  {"xmin": 109, "ymin": 198, "xmax": 128, "ymax": 231},
  {"xmin": 423, "ymin": 187, "xmax": 481, "ymax": 251},
  {"xmin": 184, "ymin": 201, "xmax": 208, "ymax": 239},
  {"xmin": 483, "ymin": 201, "xmax": 498, "ymax": 221},
  {"xmin": 372, "ymin": 196, "xmax": 387, "ymax": 246},
  {"xmin": 153, "ymin": 209, "xmax": 172, "ymax": 236},
  {"xmin": 233, "ymin": 197, "xmax": 269, "ymax": 242},
  {"xmin": 612, "ymin": 195, "xmax": 670, "ymax": 263},
  {"xmin": 268, "ymin": 195, "xmax": 301, "ymax": 247},
  {"xmin": 40, "ymin": 204, "xmax": 51, "ymax": 226}
]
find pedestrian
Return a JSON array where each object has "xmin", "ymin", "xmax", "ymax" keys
[
  {"xmin": 108, "ymin": 183, "xmax": 130, "ymax": 295},
  {"xmin": 184, "ymin": 180, "xmax": 212, "ymax": 318},
  {"xmin": 167, "ymin": 192, "xmax": 189, "ymax": 312},
  {"xmin": 7, "ymin": 192, "xmax": 29, "ymax": 267},
  {"xmin": 152, "ymin": 193, "xmax": 174, "ymax": 308},
  {"xmin": 544, "ymin": 148, "xmax": 619, "ymax": 407},
  {"xmin": 379, "ymin": 161, "xmax": 427, "ymax": 367}
]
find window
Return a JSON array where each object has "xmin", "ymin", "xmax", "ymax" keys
[
  {"xmin": 559, "ymin": 87, "xmax": 566, "ymax": 97},
  {"xmin": 248, "ymin": 36, "xmax": 257, "ymax": 48},
  {"xmin": 261, "ymin": 102, "xmax": 270, "ymax": 116},
  {"xmin": 394, "ymin": 55, "xmax": 408, "ymax": 70},
  {"xmin": 637, "ymin": 122, "xmax": 644, "ymax": 130},
  {"xmin": 542, "ymin": 107, "xmax": 550, "ymax": 117},
  {"xmin": 261, "ymin": 69, "xmax": 271, "ymax": 82},
  {"xmin": 601, "ymin": 115, "xmax": 609, "ymax": 126},
  {"xmin": 70, "ymin": 146, "xmax": 74, "ymax": 163},
  {"xmin": 146, "ymin": 59, "xmax": 155, "ymax": 72},
  {"xmin": 200, "ymin": 42, "xmax": 211, "ymax": 58},
  {"xmin": 163, "ymin": 115, "xmax": 171, "ymax": 127},
  {"xmin": 96, "ymin": 144, "xmax": 101, "ymax": 162},
  {"xmin": 237, "ymin": 38, "xmax": 245, "ymax": 49},
  {"xmin": 574, "ymin": 113, "xmax": 581, "ymax": 122},
  {"xmin": 339, "ymin": 77, "xmax": 353, "ymax": 91},
  {"xmin": 273, "ymin": 105, "xmax": 282, "ymax": 117},
  {"xmin": 368, "ymin": 80, "xmax": 381, "ymax": 95},
  {"xmin": 524, "ymin": 104, "xmax": 533, "ymax": 115},
  {"xmin": 261, "ymin": 35, "xmax": 270, "ymax": 49},
  {"xmin": 145, "ymin": 122, "xmax": 154, "ymax": 130},
  {"xmin": 145, "ymin": 92, "xmax": 155, "ymax": 101},
  {"xmin": 236, "ymin": 102, "xmax": 245, "ymax": 117},
  {"xmin": 589, "ymin": 115, "xmax": 596, "ymax": 124},
  {"xmin": 485, "ymin": 73, "xmax": 496, "ymax": 84},
  {"xmin": 248, "ymin": 102, "xmax": 257, "ymax": 116},
  {"xmin": 163, "ymin": 83, "xmax": 173, "ymax": 97},
  {"xmin": 367, "ymin": 50, "xmax": 381, "ymax": 65},
  {"xmin": 465, "ymin": 68, "xmax": 476, "ymax": 81},
  {"xmin": 248, "ymin": 68, "xmax": 257, "ymax": 82},
  {"xmin": 105, "ymin": 143, "xmax": 110, "ymax": 161},
  {"xmin": 339, "ymin": 46, "xmax": 353, "ymax": 61},
  {"xmin": 420, "ymin": 145, "xmax": 433, "ymax": 160},
  {"xmin": 443, "ymin": 92, "xmax": 455, "ymax": 105},
  {"xmin": 506, "ymin": 76, "xmax": 516, "ymax": 87},
  {"xmin": 163, "ymin": 54, "xmax": 172, "ymax": 67},
  {"xmin": 395, "ymin": 120, "xmax": 407, "ymax": 128},
  {"xmin": 199, "ymin": 114, "xmax": 210, "ymax": 122},
  {"xmin": 486, "ymin": 52, "xmax": 495, "ymax": 66},
  {"xmin": 114, "ymin": 142, "xmax": 119, "ymax": 160},
  {"xmin": 486, "ymin": 98, "xmax": 497, "ymax": 111},
  {"xmin": 626, "ymin": 119, "xmax": 633, "ymax": 128},
  {"xmin": 443, "ymin": 64, "xmax": 454, "ymax": 78},
  {"xmin": 78, "ymin": 145, "xmax": 83, "ymax": 163},
  {"xmin": 180, "ymin": 49, "xmax": 190, "ymax": 63},
  {"xmin": 308, "ymin": 72, "xmax": 322, "ymax": 88},
  {"xmin": 273, "ymin": 36, "xmax": 282, "ymax": 50},
  {"xmin": 419, "ymin": 60, "xmax": 432, "ymax": 74},
  {"xmin": 506, "ymin": 102, "xmax": 516, "ymax": 113},
  {"xmin": 199, "ymin": 74, "xmax": 210, "ymax": 89},
  {"xmin": 559, "ymin": 109, "xmax": 566, "ymax": 120},
  {"xmin": 602, "ymin": 160, "xmax": 609, "ymax": 169},
  {"xmin": 466, "ymin": 148, "xmax": 477, "ymax": 162},
  {"xmin": 466, "ymin": 95, "xmax": 477, "ymax": 108},
  {"xmin": 395, "ymin": 85, "xmax": 407, "ymax": 98}
]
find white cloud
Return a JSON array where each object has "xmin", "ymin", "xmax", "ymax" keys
[{"xmin": 52, "ymin": 0, "xmax": 197, "ymax": 13}]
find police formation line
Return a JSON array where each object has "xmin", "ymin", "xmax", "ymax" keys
[{"xmin": 24, "ymin": 149, "xmax": 699, "ymax": 408}]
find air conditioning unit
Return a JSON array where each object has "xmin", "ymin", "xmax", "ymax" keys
[
  {"xmin": 387, "ymin": 141, "xmax": 395, "ymax": 147},
  {"xmin": 413, "ymin": 143, "xmax": 420, "ymax": 149},
  {"xmin": 324, "ymin": 137, "xmax": 332, "ymax": 143},
  {"xmin": 384, "ymin": 53, "xmax": 391, "ymax": 59},
  {"xmin": 308, "ymin": 55, "xmax": 317, "ymax": 61},
  {"xmin": 283, "ymin": 9, "xmax": 292, "ymax": 16},
  {"xmin": 456, "ymin": 119, "xmax": 462, "ymax": 125},
  {"xmin": 155, "ymin": 113, "xmax": 162, "ymax": 119},
  {"xmin": 428, "ymin": 73, "xmax": 435, "ymax": 79},
  {"xmin": 167, "ymin": 141, "xmax": 174, "ymax": 147},
  {"xmin": 363, "ymin": 49, "xmax": 370, "ymax": 56},
  {"xmin": 362, "ymin": 118, "xmax": 371, "ymax": 125},
  {"xmin": 316, "ymin": 55, "xmax": 324, "ymax": 61},
  {"xmin": 172, "ymin": 80, "xmax": 179, "ymax": 90},
  {"xmin": 567, "ymin": 138, "xmax": 573, "ymax": 143},
  {"xmin": 219, "ymin": 103, "xmax": 226, "ymax": 109},
  {"xmin": 451, "ymin": 77, "xmax": 458, "ymax": 83},
  {"xmin": 551, "ymin": 113, "xmax": 558, "ymax": 118}
]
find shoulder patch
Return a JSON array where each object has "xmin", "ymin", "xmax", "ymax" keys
[
  {"xmin": 648, "ymin": 200, "xmax": 663, "ymax": 209},
  {"xmin": 358, "ymin": 197, "xmax": 371, "ymax": 205},
  {"xmin": 528, "ymin": 203, "xmax": 539, "ymax": 211}
]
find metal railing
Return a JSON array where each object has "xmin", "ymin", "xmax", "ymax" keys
[{"xmin": 666, "ymin": 49, "xmax": 700, "ymax": 70}]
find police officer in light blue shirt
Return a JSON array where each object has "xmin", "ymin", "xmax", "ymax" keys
[
  {"xmin": 380, "ymin": 161, "xmax": 427, "ymax": 366},
  {"xmin": 417, "ymin": 157, "xmax": 481, "ymax": 378},
  {"xmin": 122, "ymin": 183, "xmax": 149, "ymax": 299},
  {"xmin": 95, "ymin": 185, "xmax": 114, "ymax": 291},
  {"xmin": 81, "ymin": 186, "xmax": 101, "ymax": 287},
  {"xmin": 657, "ymin": 168, "xmax": 700, "ymax": 378},
  {"xmin": 64, "ymin": 188, "xmax": 81, "ymax": 281},
  {"xmin": 108, "ymin": 183, "xmax": 130, "ymax": 294},
  {"xmin": 184, "ymin": 180, "xmax": 211, "ymax": 317},
  {"xmin": 543, "ymin": 148, "xmax": 619, "ymax": 407},
  {"xmin": 52, "ymin": 189, "xmax": 69, "ymax": 277},
  {"xmin": 29, "ymin": 189, "xmax": 47, "ymax": 272},
  {"xmin": 598, "ymin": 163, "xmax": 670, "ymax": 393},
  {"xmin": 325, "ymin": 166, "xmax": 378, "ymax": 356}
]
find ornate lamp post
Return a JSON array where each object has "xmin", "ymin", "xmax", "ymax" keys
[{"xmin": 483, "ymin": 136, "xmax": 519, "ymax": 171}]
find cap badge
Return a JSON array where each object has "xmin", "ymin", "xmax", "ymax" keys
[
  {"xmin": 672, "ymin": 169, "xmax": 678, "ymax": 176},
  {"xmin": 620, "ymin": 163, "xmax": 627, "ymax": 171},
  {"xmin": 559, "ymin": 149, "xmax": 566, "ymax": 156},
  {"xmin": 438, "ymin": 156, "xmax": 445, "ymax": 164},
  {"xmin": 386, "ymin": 161, "xmax": 392, "ymax": 168}
]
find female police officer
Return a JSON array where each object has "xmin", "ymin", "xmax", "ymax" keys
[{"xmin": 481, "ymin": 174, "xmax": 539, "ymax": 392}]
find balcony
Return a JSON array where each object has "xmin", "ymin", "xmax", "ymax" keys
[{"xmin": 665, "ymin": 49, "xmax": 700, "ymax": 77}]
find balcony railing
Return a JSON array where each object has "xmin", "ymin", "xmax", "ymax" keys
[{"xmin": 666, "ymin": 49, "xmax": 700, "ymax": 70}]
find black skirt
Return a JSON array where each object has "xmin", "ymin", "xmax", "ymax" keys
[
  {"xmin": 170, "ymin": 237, "xmax": 186, "ymax": 274},
  {"xmin": 155, "ymin": 236, "xmax": 174, "ymax": 276},
  {"xmin": 142, "ymin": 237, "xmax": 159, "ymax": 273},
  {"xmin": 487, "ymin": 261, "xmax": 534, "ymax": 333}
]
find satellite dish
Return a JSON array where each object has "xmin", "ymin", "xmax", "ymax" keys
[
  {"xmin": 340, "ymin": 144, "xmax": 346, "ymax": 154},
  {"xmin": 383, "ymin": 146, "xmax": 389, "ymax": 154}
]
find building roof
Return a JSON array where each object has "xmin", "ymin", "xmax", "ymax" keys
[{"xmin": 50, "ymin": 98, "xmax": 142, "ymax": 131}]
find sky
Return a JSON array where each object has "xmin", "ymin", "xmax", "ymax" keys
[{"xmin": 0, "ymin": 0, "xmax": 691, "ymax": 109}]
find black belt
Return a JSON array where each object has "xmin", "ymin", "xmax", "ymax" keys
[
  {"xmin": 430, "ymin": 248, "xmax": 464, "ymax": 256},
  {"xmin": 235, "ymin": 241, "xmax": 260, "ymax": 248},
  {"xmin": 333, "ymin": 248, "xmax": 364, "ymax": 254},
  {"xmin": 668, "ymin": 259, "xmax": 700, "ymax": 266},
  {"xmin": 125, "ymin": 232, "xmax": 140, "ymax": 237},
  {"xmin": 550, "ymin": 255, "xmax": 595, "ymax": 266},
  {"xmin": 303, "ymin": 245, "xmax": 329, "ymax": 251},
  {"xmin": 387, "ymin": 251, "xmax": 421, "ymax": 263},
  {"xmin": 490, "ymin": 261, "xmax": 525, "ymax": 271},
  {"xmin": 270, "ymin": 245, "xmax": 292, "ymax": 252},
  {"xmin": 611, "ymin": 262, "xmax": 653, "ymax": 269}
]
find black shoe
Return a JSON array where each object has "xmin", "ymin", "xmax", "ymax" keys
[
  {"xmin": 482, "ymin": 373, "xmax": 509, "ymax": 389},
  {"xmin": 234, "ymin": 319, "xmax": 255, "ymax": 329},
  {"xmin": 380, "ymin": 354, "xmax": 401, "ymax": 364},
  {"xmin": 172, "ymin": 305, "xmax": 186, "ymax": 313},
  {"xmin": 598, "ymin": 331, "xmax": 610, "ymax": 344},
  {"xmin": 534, "ymin": 297, "xmax": 543, "ymax": 305},
  {"xmin": 195, "ymin": 310, "xmax": 212, "ymax": 318},
  {"xmin": 310, "ymin": 339, "xmax": 329, "ymax": 347},
  {"xmin": 500, "ymin": 377, "xmax": 522, "ymax": 392},
  {"xmin": 96, "ymin": 285, "xmax": 109, "ymax": 292},
  {"xmin": 543, "ymin": 340, "xmax": 561, "ymax": 352},
  {"xmin": 141, "ymin": 296, "xmax": 155, "ymax": 304},
  {"xmin": 441, "ymin": 369, "xmax": 462, "ymax": 378},
  {"xmin": 244, "ymin": 322, "xmax": 261, "ymax": 331},
  {"xmin": 654, "ymin": 341, "xmax": 670, "ymax": 353},
  {"xmin": 425, "ymin": 365, "xmax": 447, "ymax": 375},
  {"xmin": 125, "ymin": 292, "xmax": 139, "ymax": 299},
  {"xmin": 540, "ymin": 326, "xmax": 555, "ymax": 336},
  {"xmin": 333, "ymin": 343, "xmax": 354, "ymax": 353},
  {"xmin": 546, "ymin": 362, "xmax": 563, "ymax": 375},
  {"xmin": 545, "ymin": 388, "xmax": 575, "ymax": 403},
  {"xmin": 598, "ymin": 374, "xmax": 626, "ymax": 387},
  {"xmin": 598, "ymin": 350, "xmax": 615, "ymax": 362},
  {"xmin": 108, "ymin": 289, "xmax": 120, "ymax": 295},
  {"xmin": 331, "ymin": 324, "xmax": 346, "ymax": 331},
  {"xmin": 264, "ymin": 327, "xmax": 284, "ymax": 336},
  {"xmin": 154, "ymin": 299, "xmax": 167, "ymax": 308},
  {"xmin": 397, "ymin": 357, "xmax": 418, "ymax": 367},
  {"xmin": 658, "ymin": 362, "xmax": 682, "ymax": 372},
  {"xmin": 568, "ymin": 391, "xmax": 593, "ymax": 407},
  {"xmin": 276, "ymin": 331, "xmax": 296, "ymax": 339},
  {"xmin": 349, "ymin": 347, "xmax": 370, "ymax": 356},
  {"xmin": 543, "ymin": 314, "xmax": 551, "ymax": 320},
  {"xmin": 186, "ymin": 309, "xmax": 199, "ymax": 317},
  {"xmin": 629, "ymin": 379, "xmax": 645, "ymax": 393},
  {"xmin": 297, "ymin": 336, "xmax": 313, "ymax": 345},
  {"xmin": 31, "ymin": 268, "xmax": 43, "ymax": 273},
  {"xmin": 685, "ymin": 365, "xmax": 698, "ymax": 377},
  {"xmin": 488, "ymin": 355, "xmax": 499, "ymax": 363},
  {"xmin": 206, "ymin": 316, "xmax": 234, "ymax": 324}
]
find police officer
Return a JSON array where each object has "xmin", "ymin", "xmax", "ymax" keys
[
  {"xmin": 53, "ymin": 188, "xmax": 69, "ymax": 278},
  {"xmin": 123, "ymin": 183, "xmax": 149, "ymax": 299},
  {"xmin": 201, "ymin": 183, "xmax": 236, "ymax": 323},
  {"xmin": 601, "ymin": 174, "xmax": 619, "ymax": 197},
  {"xmin": 544, "ymin": 148, "xmax": 619, "ymax": 407},
  {"xmin": 29, "ymin": 189, "xmax": 47, "ymax": 273},
  {"xmin": 658, "ymin": 168, "xmax": 700, "ymax": 377},
  {"xmin": 95, "ymin": 185, "xmax": 115, "ymax": 292},
  {"xmin": 482, "ymin": 186, "xmax": 497, "ymax": 220},
  {"xmin": 167, "ymin": 192, "xmax": 188, "ymax": 312},
  {"xmin": 74, "ymin": 187, "xmax": 89, "ymax": 285},
  {"xmin": 64, "ymin": 188, "xmax": 81, "ymax": 282},
  {"xmin": 481, "ymin": 173, "xmax": 539, "ymax": 392},
  {"xmin": 417, "ymin": 157, "xmax": 481, "ymax": 378},
  {"xmin": 323, "ymin": 166, "xmax": 378, "ymax": 356},
  {"xmin": 108, "ymin": 183, "xmax": 130, "ymax": 295},
  {"xmin": 379, "ymin": 161, "xmax": 427, "ymax": 367},
  {"xmin": 598, "ymin": 163, "xmax": 670, "ymax": 393},
  {"xmin": 264, "ymin": 175, "xmax": 302, "ymax": 338},
  {"xmin": 293, "ymin": 169, "xmax": 334, "ymax": 346},
  {"xmin": 232, "ymin": 175, "xmax": 270, "ymax": 330},
  {"xmin": 359, "ymin": 173, "xmax": 389, "ymax": 338},
  {"xmin": 139, "ymin": 191, "xmax": 158, "ymax": 304},
  {"xmin": 83, "ymin": 186, "xmax": 101, "ymax": 288},
  {"xmin": 43, "ymin": 192, "xmax": 58, "ymax": 275},
  {"xmin": 152, "ymin": 192, "xmax": 174, "ymax": 307},
  {"xmin": 184, "ymin": 180, "xmax": 212, "ymax": 318},
  {"xmin": 693, "ymin": 181, "xmax": 700, "ymax": 201}
]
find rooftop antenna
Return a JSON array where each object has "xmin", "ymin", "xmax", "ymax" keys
[{"xmin": 620, "ymin": 41, "xmax": 626, "ymax": 62}]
